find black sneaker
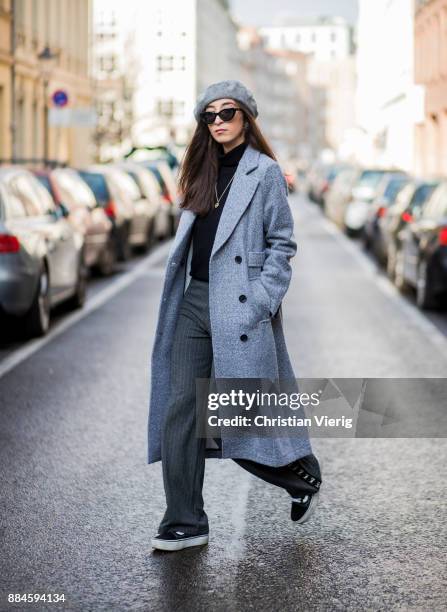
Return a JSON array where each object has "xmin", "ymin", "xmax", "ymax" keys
[
  {"xmin": 287, "ymin": 458, "xmax": 322, "ymax": 490},
  {"xmin": 151, "ymin": 528, "xmax": 209, "ymax": 552},
  {"xmin": 290, "ymin": 491, "xmax": 320, "ymax": 523}
]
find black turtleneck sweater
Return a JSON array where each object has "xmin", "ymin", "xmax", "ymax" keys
[{"xmin": 190, "ymin": 139, "xmax": 248, "ymax": 282}]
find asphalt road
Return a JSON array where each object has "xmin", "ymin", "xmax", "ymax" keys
[{"xmin": 1, "ymin": 195, "xmax": 446, "ymax": 611}]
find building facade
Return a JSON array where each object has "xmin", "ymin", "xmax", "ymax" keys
[
  {"xmin": 92, "ymin": 5, "xmax": 137, "ymax": 162},
  {"xmin": 414, "ymin": 0, "xmax": 447, "ymax": 175},
  {"xmin": 237, "ymin": 26, "xmax": 309, "ymax": 162},
  {"xmin": 0, "ymin": 0, "xmax": 93, "ymax": 166},
  {"xmin": 257, "ymin": 16, "xmax": 356, "ymax": 160},
  {"xmin": 259, "ymin": 16, "xmax": 353, "ymax": 62},
  {"xmin": 355, "ymin": 0, "xmax": 425, "ymax": 171},
  {"xmin": 0, "ymin": 0, "xmax": 12, "ymax": 160},
  {"xmin": 120, "ymin": 0, "xmax": 241, "ymax": 147}
]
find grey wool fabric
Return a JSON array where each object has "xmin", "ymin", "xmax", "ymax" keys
[
  {"xmin": 147, "ymin": 143, "xmax": 314, "ymax": 467},
  {"xmin": 194, "ymin": 79, "xmax": 259, "ymax": 122}
]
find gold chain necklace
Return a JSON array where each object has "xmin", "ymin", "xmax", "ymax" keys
[{"xmin": 214, "ymin": 172, "xmax": 236, "ymax": 208}]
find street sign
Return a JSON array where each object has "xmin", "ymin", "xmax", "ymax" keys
[
  {"xmin": 52, "ymin": 89, "xmax": 69, "ymax": 107},
  {"xmin": 48, "ymin": 107, "xmax": 98, "ymax": 127}
]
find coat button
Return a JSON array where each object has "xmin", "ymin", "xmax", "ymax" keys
[
  {"xmin": 239, "ymin": 294, "xmax": 247, "ymax": 303},
  {"xmin": 240, "ymin": 334, "xmax": 248, "ymax": 342},
  {"xmin": 235, "ymin": 255, "xmax": 242, "ymax": 263}
]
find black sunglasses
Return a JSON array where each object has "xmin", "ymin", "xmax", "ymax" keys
[{"xmin": 200, "ymin": 107, "xmax": 244, "ymax": 125}]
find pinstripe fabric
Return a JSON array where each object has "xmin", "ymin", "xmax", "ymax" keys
[
  {"xmin": 157, "ymin": 277, "xmax": 322, "ymax": 532},
  {"xmin": 158, "ymin": 278, "xmax": 212, "ymax": 533}
]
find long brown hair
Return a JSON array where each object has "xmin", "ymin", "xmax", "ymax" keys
[{"xmin": 178, "ymin": 101, "xmax": 277, "ymax": 216}]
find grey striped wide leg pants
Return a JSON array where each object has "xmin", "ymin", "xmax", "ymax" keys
[{"xmin": 158, "ymin": 277, "xmax": 321, "ymax": 533}]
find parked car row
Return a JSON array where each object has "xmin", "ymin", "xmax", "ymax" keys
[
  {"xmin": 305, "ymin": 161, "xmax": 447, "ymax": 311},
  {"xmin": 0, "ymin": 152, "xmax": 182, "ymax": 338}
]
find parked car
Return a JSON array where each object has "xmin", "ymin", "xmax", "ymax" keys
[
  {"xmin": 0, "ymin": 167, "xmax": 87, "ymax": 337},
  {"xmin": 394, "ymin": 180, "xmax": 447, "ymax": 310},
  {"xmin": 295, "ymin": 168, "xmax": 310, "ymax": 194},
  {"xmin": 77, "ymin": 166, "xmax": 134, "ymax": 262},
  {"xmin": 124, "ymin": 145, "xmax": 180, "ymax": 173},
  {"xmin": 108, "ymin": 163, "xmax": 161, "ymax": 252},
  {"xmin": 384, "ymin": 179, "xmax": 440, "ymax": 280},
  {"xmin": 283, "ymin": 167, "xmax": 297, "ymax": 193},
  {"xmin": 307, "ymin": 162, "xmax": 331, "ymax": 205},
  {"xmin": 362, "ymin": 172, "xmax": 411, "ymax": 261},
  {"xmin": 137, "ymin": 160, "xmax": 181, "ymax": 236},
  {"xmin": 324, "ymin": 165, "xmax": 361, "ymax": 227},
  {"xmin": 314, "ymin": 164, "xmax": 351, "ymax": 208},
  {"xmin": 34, "ymin": 168, "xmax": 116, "ymax": 276},
  {"xmin": 343, "ymin": 169, "xmax": 402, "ymax": 236},
  {"xmin": 115, "ymin": 160, "xmax": 170, "ymax": 242}
]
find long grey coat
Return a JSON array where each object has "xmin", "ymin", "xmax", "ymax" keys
[{"xmin": 147, "ymin": 143, "xmax": 313, "ymax": 467}]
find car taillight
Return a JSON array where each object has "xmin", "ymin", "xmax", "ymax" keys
[
  {"xmin": 104, "ymin": 200, "xmax": 117, "ymax": 218},
  {"xmin": 401, "ymin": 211, "xmax": 413, "ymax": 223},
  {"xmin": 0, "ymin": 234, "xmax": 20, "ymax": 253},
  {"xmin": 377, "ymin": 206, "xmax": 387, "ymax": 218},
  {"xmin": 162, "ymin": 194, "xmax": 172, "ymax": 205},
  {"xmin": 438, "ymin": 227, "xmax": 447, "ymax": 246}
]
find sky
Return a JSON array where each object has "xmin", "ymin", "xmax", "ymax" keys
[{"xmin": 229, "ymin": 0, "xmax": 358, "ymax": 27}]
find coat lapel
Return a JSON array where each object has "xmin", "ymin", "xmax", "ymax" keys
[
  {"xmin": 210, "ymin": 144, "xmax": 260, "ymax": 259},
  {"xmin": 168, "ymin": 143, "xmax": 261, "ymax": 264},
  {"xmin": 167, "ymin": 208, "xmax": 196, "ymax": 264}
]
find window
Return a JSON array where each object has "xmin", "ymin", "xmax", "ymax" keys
[
  {"xmin": 109, "ymin": 169, "xmax": 140, "ymax": 201},
  {"xmin": 33, "ymin": 180, "xmax": 57, "ymax": 214},
  {"xmin": 1, "ymin": 184, "xmax": 27, "ymax": 219},
  {"xmin": 156, "ymin": 99, "xmax": 184, "ymax": 117},
  {"xmin": 78, "ymin": 172, "xmax": 110, "ymax": 205},
  {"xmin": 155, "ymin": 55, "xmax": 185, "ymax": 71},
  {"xmin": 99, "ymin": 55, "xmax": 117, "ymax": 72},
  {"xmin": 423, "ymin": 183, "xmax": 447, "ymax": 218},
  {"xmin": 156, "ymin": 55, "xmax": 174, "ymax": 71},
  {"xmin": 10, "ymin": 175, "xmax": 47, "ymax": 216},
  {"xmin": 53, "ymin": 171, "xmax": 91, "ymax": 209},
  {"xmin": 410, "ymin": 183, "xmax": 438, "ymax": 213}
]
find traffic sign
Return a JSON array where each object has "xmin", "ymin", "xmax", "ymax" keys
[{"xmin": 52, "ymin": 89, "xmax": 69, "ymax": 107}]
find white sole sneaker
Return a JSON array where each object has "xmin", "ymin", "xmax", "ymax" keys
[
  {"xmin": 151, "ymin": 533, "xmax": 209, "ymax": 552},
  {"xmin": 294, "ymin": 490, "xmax": 320, "ymax": 524}
]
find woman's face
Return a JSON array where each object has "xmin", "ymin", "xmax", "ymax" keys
[{"xmin": 204, "ymin": 98, "xmax": 245, "ymax": 149}]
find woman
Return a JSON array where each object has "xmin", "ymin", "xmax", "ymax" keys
[{"xmin": 148, "ymin": 80, "xmax": 322, "ymax": 552}]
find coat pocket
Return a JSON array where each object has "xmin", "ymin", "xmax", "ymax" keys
[
  {"xmin": 249, "ymin": 278, "xmax": 271, "ymax": 324},
  {"xmin": 247, "ymin": 250, "xmax": 266, "ymax": 279}
]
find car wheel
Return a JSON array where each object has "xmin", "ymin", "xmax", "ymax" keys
[
  {"xmin": 394, "ymin": 249, "xmax": 411, "ymax": 294},
  {"xmin": 416, "ymin": 260, "xmax": 439, "ymax": 310},
  {"xmin": 96, "ymin": 236, "xmax": 117, "ymax": 276},
  {"xmin": 344, "ymin": 225, "xmax": 358, "ymax": 238},
  {"xmin": 386, "ymin": 244, "xmax": 397, "ymax": 280},
  {"xmin": 23, "ymin": 264, "xmax": 51, "ymax": 337},
  {"xmin": 139, "ymin": 219, "xmax": 156, "ymax": 254},
  {"xmin": 362, "ymin": 229, "xmax": 371, "ymax": 251},
  {"xmin": 119, "ymin": 223, "xmax": 132, "ymax": 262},
  {"xmin": 65, "ymin": 254, "xmax": 88, "ymax": 310}
]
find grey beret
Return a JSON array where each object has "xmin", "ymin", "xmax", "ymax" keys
[{"xmin": 194, "ymin": 79, "xmax": 258, "ymax": 122}]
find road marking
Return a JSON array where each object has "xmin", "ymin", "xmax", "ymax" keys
[
  {"xmin": 314, "ymin": 208, "xmax": 447, "ymax": 356},
  {"xmin": 0, "ymin": 240, "xmax": 173, "ymax": 379}
]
